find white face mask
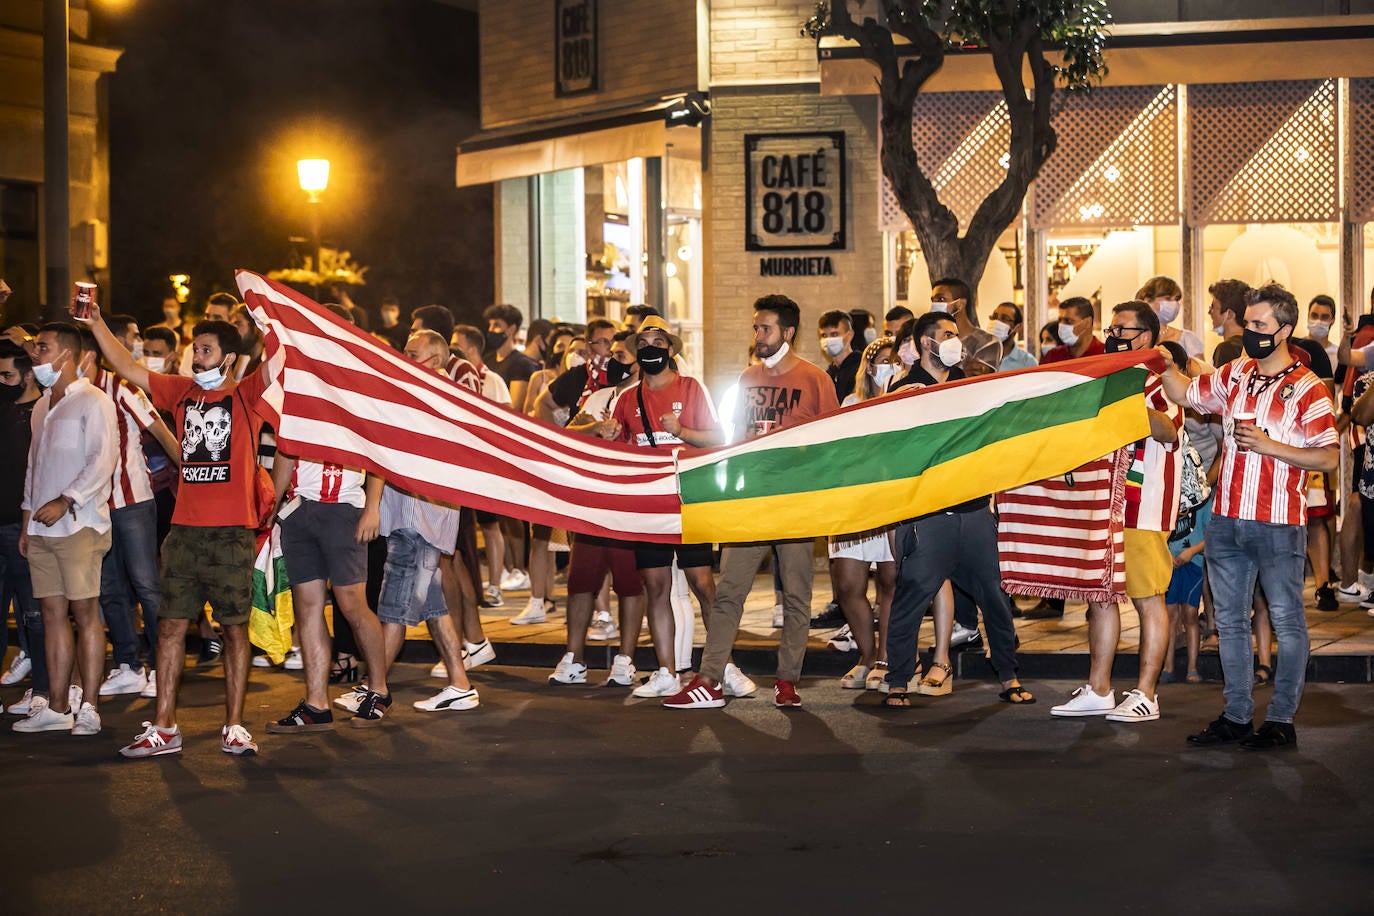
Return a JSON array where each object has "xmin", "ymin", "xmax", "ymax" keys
[
  {"xmin": 896, "ymin": 340, "xmax": 918, "ymax": 367},
  {"xmin": 1155, "ymin": 299, "xmax": 1181, "ymax": 324},
  {"xmin": 33, "ymin": 361, "xmax": 61, "ymax": 388},
  {"xmin": 863, "ymin": 327, "xmax": 877, "ymax": 345},
  {"xmin": 565, "ymin": 352, "xmax": 586, "ymax": 370},
  {"xmin": 988, "ymin": 320, "xmax": 1012, "ymax": 342},
  {"xmin": 131, "ymin": 340, "xmax": 145, "ymax": 362},
  {"xmin": 761, "ymin": 340, "xmax": 790, "ymax": 369},
  {"xmin": 872, "ymin": 363, "xmax": 897, "ymax": 389},
  {"xmin": 1057, "ymin": 322, "xmax": 1080, "ymax": 346},
  {"xmin": 1212, "ymin": 323, "xmax": 1226, "ymax": 337},
  {"xmin": 930, "ymin": 301, "xmax": 950, "ymax": 314},
  {"xmin": 821, "ymin": 337, "xmax": 845, "ymax": 358},
  {"xmin": 192, "ymin": 360, "xmax": 227, "ymax": 390},
  {"xmin": 143, "ymin": 356, "xmax": 166, "ymax": 373},
  {"xmin": 1308, "ymin": 320, "xmax": 1331, "ymax": 339},
  {"xmin": 936, "ymin": 337, "xmax": 964, "ymax": 368}
]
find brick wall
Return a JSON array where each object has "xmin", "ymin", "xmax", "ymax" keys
[
  {"xmin": 709, "ymin": 0, "xmax": 820, "ymax": 84},
  {"xmin": 479, "ymin": 0, "xmax": 702, "ymax": 129},
  {"xmin": 704, "ymin": 86, "xmax": 884, "ymax": 401}
]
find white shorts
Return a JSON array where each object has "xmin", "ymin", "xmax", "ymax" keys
[{"xmin": 827, "ymin": 531, "xmax": 894, "ymax": 563}]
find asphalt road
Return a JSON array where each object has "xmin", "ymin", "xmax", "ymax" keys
[{"xmin": 2, "ymin": 663, "xmax": 1370, "ymax": 915}]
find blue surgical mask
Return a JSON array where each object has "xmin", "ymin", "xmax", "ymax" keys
[
  {"xmin": 33, "ymin": 361, "xmax": 61, "ymax": 388},
  {"xmin": 193, "ymin": 362, "xmax": 226, "ymax": 390}
]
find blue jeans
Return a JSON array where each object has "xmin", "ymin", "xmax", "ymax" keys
[
  {"xmin": 1, "ymin": 522, "xmax": 48, "ymax": 694},
  {"xmin": 99, "ymin": 500, "xmax": 161, "ymax": 671},
  {"xmin": 1206, "ymin": 515, "xmax": 1309, "ymax": 725}
]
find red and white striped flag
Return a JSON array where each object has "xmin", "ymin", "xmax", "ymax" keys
[{"xmin": 236, "ymin": 271, "xmax": 685, "ymax": 543}]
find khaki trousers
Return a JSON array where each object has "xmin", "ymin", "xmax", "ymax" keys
[{"xmin": 700, "ymin": 540, "xmax": 815, "ymax": 684}]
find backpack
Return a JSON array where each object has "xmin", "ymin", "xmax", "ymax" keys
[{"xmin": 1169, "ymin": 428, "xmax": 1210, "ymax": 543}]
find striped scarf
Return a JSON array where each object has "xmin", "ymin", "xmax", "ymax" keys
[{"xmin": 997, "ymin": 448, "xmax": 1129, "ymax": 603}]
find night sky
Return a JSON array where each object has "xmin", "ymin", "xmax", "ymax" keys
[{"xmin": 98, "ymin": 0, "xmax": 492, "ymax": 326}]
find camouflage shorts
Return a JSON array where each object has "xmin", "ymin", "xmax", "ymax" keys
[{"xmin": 160, "ymin": 524, "xmax": 255, "ymax": 627}]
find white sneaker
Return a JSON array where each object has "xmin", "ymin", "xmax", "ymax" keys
[
  {"xmin": 251, "ymin": 654, "xmax": 274, "ymax": 668},
  {"xmin": 99, "ymin": 663, "xmax": 148, "ymax": 696},
  {"xmin": 1360, "ymin": 569, "xmax": 1374, "ymax": 590},
  {"xmin": 8, "ymin": 688, "xmax": 37, "ymax": 715},
  {"xmin": 605, "ymin": 654, "xmax": 636, "ymax": 687},
  {"xmin": 499, "ymin": 568, "xmax": 531, "ymax": 592},
  {"xmin": 141, "ymin": 671, "xmax": 158, "ymax": 699},
  {"xmin": 69, "ymin": 684, "xmax": 83, "ymax": 711},
  {"xmin": 13, "ymin": 702, "xmax": 73, "ymax": 733},
  {"xmin": 587, "ymin": 611, "xmax": 619, "ymax": 642},
  {"xmin": 430, "ymin": 660, "xmax": 448, "ymax": 679},
  {"xmin": 1105, "ymin": 688, "xmax": 1160, "ymax": 723},
  {"xmin": 722, "ymin": 662, "xmax": 757, "ymax": 698},
  {"xmin": 482, "ymin": 585, "xmax": 505, "ymax": 608},
  {"xmin": 72, "ymin": 701, "xmax": 102, "ymax": 736},
  {"xmin": 1, "ymin": 650, "xmax": 31, "ymax": 685},
  {"xmin": 1336, "ymin": 582, "xmax": 1372, "ymax": 604},
  {"xmin": 463, "ymin": 639, "xmax": 495, "ymax": 669},
  {"xmin": 283, "ymin": 647, "xmax": 303, "ymax": 671},
  {"xmin": 771, "ymin": 604, "xmax": 784, "ymax": 628},
  {"xmin": 510, "ymin": 597, "xmax": 546, "ymax": 625},
  {"xmin": 548, "ymin": 652, "xmax": 587, "ymax": 685},
  {"xmin": 1050, "ymin": 684, "xmax": 1116, "ymax": 717},
  {"xmin": 414, "ymin": 685, "xmax": 479, "ymax": 712},
  {"xmin": 221, "ymin": 723, "xmax": 258, "ymax": 756},
  {"xmin": 334, "ymin": 684, "xmax": 369, "ymax": 714},
  {"xmin": 827, "ymin": 624, "xmax": 858, "ymax": 652},
  {"xmin": 950, "ymin": 622, "xmax": 982, "ymax": 647},
  {"xmin": 633, "ymin": 667, "xmax": 680, "ymax": 698}
]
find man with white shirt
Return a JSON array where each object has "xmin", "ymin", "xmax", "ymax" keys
[
  {"xmin": 987, "ymin": 302, "xmax": 1037, "ymax": 372},
  {"xmin": 1306, "ymin": 295, "xmax": 1338, "ymax": 369},
  {"xmin": 14, "ymin": 323, "xmax": 118, "ymax": 736}
]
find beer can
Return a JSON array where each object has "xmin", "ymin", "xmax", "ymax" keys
[{"xmin": 72, "ymin": 282, "xmax": 97, "ymax": 320}]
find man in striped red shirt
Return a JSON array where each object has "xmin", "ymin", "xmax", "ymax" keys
[
  {"xmin": 1160, "ymin": 283, "xmax": 1338, "ymax": 751},
  {"xmin": 84, "ymin": 319, "xmax": 179, "ymax": 700},
  {"xmin": 1050, "ymin": 302, "xmax": 1183, "ymax": 724}
]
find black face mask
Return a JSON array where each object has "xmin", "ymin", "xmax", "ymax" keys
[
  {"xmin": 1243, "ymin": 326, "xmax": 1284, "ymax": 360},
  {"xmin": 1104, "ymin": 335, "xmax": 1132, "ymax": 354},
  {"xmin": 484, "ymin": 331, "xmax": 507, "ymax": 353},
  {"xmin": 0, "ymin": 381, "xmax": 22, "ymax": 404},
  {"xmin": 606, "ymin": 359, "xmax": 633, "ymax": 385},
  {"xmin": 636, "ymin": 345, "xmax": 671, "ymax": 376}
]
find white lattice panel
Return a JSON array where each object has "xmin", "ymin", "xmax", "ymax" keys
[
  {"xmin": 1348, "ymin": 78, "xmax": 1374, "ymax": 223},
  {"xmin": 1031, "ymin": 85, "xmax": 1178, "ymax": 230},
  {"xmin": 1188, "ymin": 80, "xmax": 1338, "ymax": 225},
  {"xmin": 879, "ymin": 91, "xmax": 1008, "ymax": 232}
]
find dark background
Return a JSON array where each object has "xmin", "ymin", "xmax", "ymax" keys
[{"xmin": 97, "ymin": 0, "xmax": 493, "ymax": 326}]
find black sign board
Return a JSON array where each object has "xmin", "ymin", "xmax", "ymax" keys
[
  {"xmin": 555, "ymin": 0, "xmax": 598, "ymax": 97},
  {"xmin": 745, "ymin": 131, "xmax": 846, "ymax": 252}
]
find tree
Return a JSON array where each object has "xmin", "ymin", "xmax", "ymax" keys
[{"xmin": 804, "ymin": 1, "xmax": 1109, "ymax": 292}]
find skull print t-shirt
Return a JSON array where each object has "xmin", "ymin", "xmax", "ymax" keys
[{"xmin": 147, "ymin": 370, "xmax": 266, "ymax": 528}]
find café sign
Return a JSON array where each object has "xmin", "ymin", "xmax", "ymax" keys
[
  {"xmin": 555, "ymin": 0, "xmax": 598, "ymax": 97},
  {"xmin": 745, "ymin": 132, "xmax": 846, "ymax": 275}
]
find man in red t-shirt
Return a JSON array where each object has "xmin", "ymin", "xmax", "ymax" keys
[
  {"xmin": 665, "ymin": 295, "xmax": 840, "ymax": 710},
  {"xmin": 1040, "ymin": 296, "xmax": 1104, "ymax": 365},
  {"xmin": 604, "ymin": 316, "xmax": 730, "ymax": 699},
  {"xmin": 79, "ymin": 305, "xmax": 267, "ymax": 759},
  {"xmin": 1160, "ymin": 283, "xmax": 1338, "ymax": 751}
]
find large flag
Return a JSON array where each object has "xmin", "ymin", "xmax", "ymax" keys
[{"xmin": 236, "ymin": 271, "xmax": 1162, "ymax": 545}]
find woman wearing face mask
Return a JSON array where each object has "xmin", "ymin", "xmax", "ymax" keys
[
  {"xmin": 1137, "ymin": 276, "xmax": 1203, "ymax": 360},
  {"xmin": 1038, "ymin": 321, "xmax": 1060, "ymax": 355},
  {"xmin": 524, "ymin": 327, "xmax": 576, "ymax": 420},
  {"xmin": 825, "ymin": 336, "xmax": 901, "ymax": 691}
]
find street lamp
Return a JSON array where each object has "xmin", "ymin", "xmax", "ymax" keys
[{"xmin": 297, "ymin": 158, "xmax": 329, "ymax": 298}]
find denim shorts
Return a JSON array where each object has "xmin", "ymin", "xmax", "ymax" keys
[{"xmin": 377, "ymin": 529, "xmax": 448, "ymax": 626}]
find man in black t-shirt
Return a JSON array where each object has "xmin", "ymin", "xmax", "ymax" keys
[
  {"xmin": 374, "ymin": 297, "xmax": 409, "ymax": 352},
  {"xmin": 483, "ymin": 304, "xmax": 540, "ymax": 414},
  {"xmin": 818, "ymin": 309, "xmax": 861, "ymax": 403}
]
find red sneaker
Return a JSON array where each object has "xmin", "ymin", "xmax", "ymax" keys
[
  {"xmin": 773, "ymin": 679, "xmax": 802, "ymax": 708},
  {"xmin": 662, "ymin": 674, "xmax": 725, "ymax": 709}
]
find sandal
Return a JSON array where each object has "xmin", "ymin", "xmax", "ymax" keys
[
  {"xmin": 865, "ymin": 662, "xmax": 889, "ymax": 691},
  {"xmin": 915, "ymin": 661, "xmax": 953, "ymax": 697},
  {"xmin": 329, "ymin": 653, "xmax": 360, "ymax": 684},
  {"xmin": 1254, "ymin": 664, "xmax": 1273, "ymax": 687},
  {"xmin": 881, "ymin": 688, "xmax": 912, "ymax": 709},
  {"xmin": 999, "ymin": 684, "xmax": 1036, "ymax": 704},
  {"xmin": 1159, "ymin": 670, "xmax": 1176, "ymax": 684},
  {"xmin": 840, "ymin": 664, "xmax": 871, "ymax": 690},
  {"xmin": 1185, "ymin": 670, "xmax": 1202, "ymax": 684}
]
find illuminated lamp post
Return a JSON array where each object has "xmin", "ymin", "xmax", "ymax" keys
[{"xmin": 297, "ymin": 159, "xmax": 330, "ymax": 298}]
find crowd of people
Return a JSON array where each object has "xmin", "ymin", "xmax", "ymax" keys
[{"xmin": 0, "ymin": 269, "xmax": 1363, "ymax": 758}]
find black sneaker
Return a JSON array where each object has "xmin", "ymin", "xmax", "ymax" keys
[
  {"xmin": 1021, "ymin": 599, "xmax": 1064, "ymax": 620},
  {"xmin": 809, "ymin": 602, "xmax": 845, "ymax": 629},
  {"xmin": 1239, "ymin": 720, "xmax": 1297, "ymax": 751},
  {"xmin": 266, "ymin": 700, "xmax": 334, "ymax": 734},
  {"xmin": 1186, "ymin": 714, "xmax": 1254, "ymax": 746},
  {"xmin": 350, "ymin": 691, "xmax": 393, "ymax": 729},
  {"xmin": 197, "ymin": 637, "xmax": 223, "ymax": 665},
  {"xmin": 1314, "ymin": 585, "xmax": 1338, "ymax": 612}
]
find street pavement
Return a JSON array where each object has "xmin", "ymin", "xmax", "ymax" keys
[{"xmin": 1, "ymin": 662, "xmax": 1370, "ymax": 914}]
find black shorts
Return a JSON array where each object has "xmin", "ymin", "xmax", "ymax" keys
[
  {"xmin": 279, "ymin": 500, "xmax": 368, "ymax": 587},
  {"xmin": 634, "ymin": 541, "xmax": 714, "ymax": 571},
  {"xmin": 475, "ymin": 509, "xmax": 500, "ymax": 526}
]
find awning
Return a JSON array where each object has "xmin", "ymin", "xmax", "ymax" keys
[
  {"xmin": 817, "ymin": 15, "xmax": 1374, "ymax": 95},
  {"xmin": 455, "ymin": 96, "xmax": 690, "ymax": 187}
]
